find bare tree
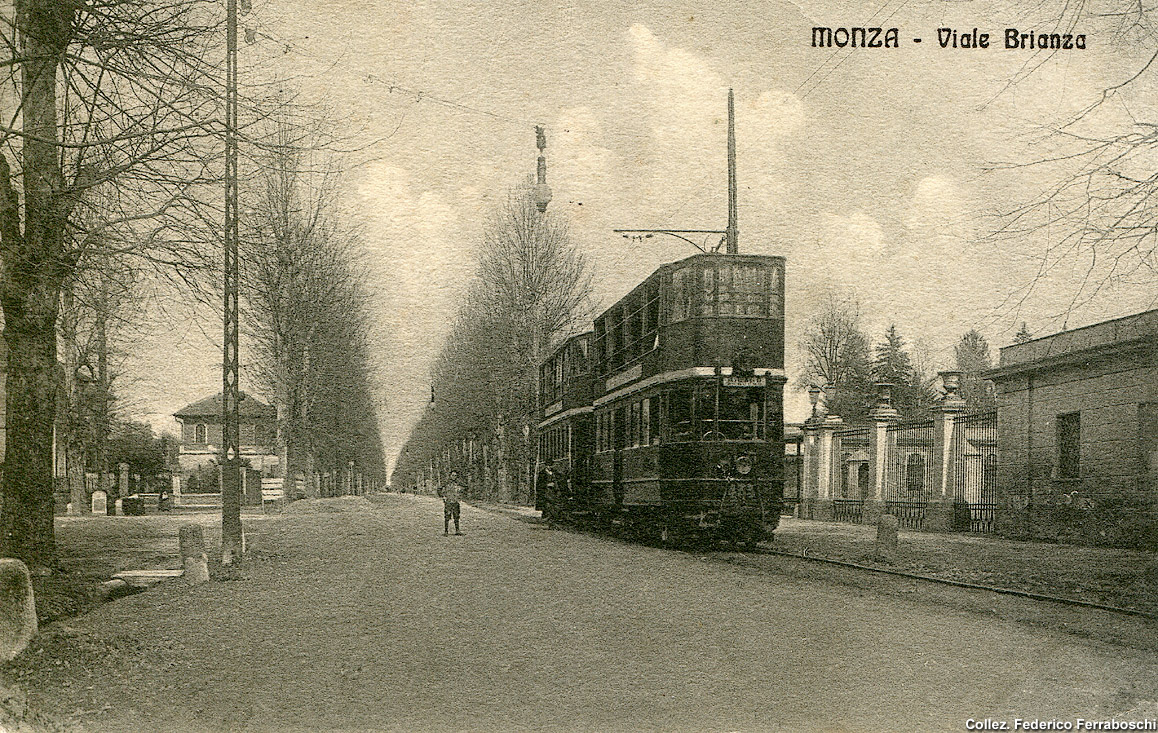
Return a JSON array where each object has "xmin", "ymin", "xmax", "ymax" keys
[
  {"xmin": 0, "ymin": 0, "xmax": 305, "ymax": 564},
  {"xmin": 797, "ymin": 291, "xmax": 874, "ymax": 422},
  {"xmin": 239, "ymin": 120, "xmax": 383, "ymax": 495},
  {"xmin": 58, "ymin": 249, "xmax": 144, "ymax": 514},
  {"xmin": 394, "ymin": 180, "xmax": 592, "ymax": 502},
  {"xmin": 993, "ymin": 3, "xmax": 1158, "ymax": 316}
]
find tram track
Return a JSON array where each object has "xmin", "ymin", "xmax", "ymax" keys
[
  {"xmin": 475, "ymin": 501, "xmax": 1157, "ymax": 623},
  {"xmin": 742, "ymin": 546, "xmax": 1158, "ymax": 621}
]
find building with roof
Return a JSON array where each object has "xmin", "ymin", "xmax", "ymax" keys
[
  {"xmin": 173, "ymin": 391, "xmax": 278, "ymax": 474},
  {"xmin": 985, "ymin": 308, "xmax": 1157, "ymax": 548}
]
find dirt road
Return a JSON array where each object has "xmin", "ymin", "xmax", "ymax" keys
[{"xmin": 14, "ymin": 494, "xmax": 1158, "ymax": 732}]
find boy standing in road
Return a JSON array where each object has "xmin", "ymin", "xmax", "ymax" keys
[{"xmin": 438, "ymin": 470, "xmax": 465, "ymax": 536}]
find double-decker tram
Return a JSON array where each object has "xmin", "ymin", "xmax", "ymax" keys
[{"xmin": 536, "ymin": 252, "xmax": 786, "ymax": 548}]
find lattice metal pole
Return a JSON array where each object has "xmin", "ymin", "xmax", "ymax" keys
[{"xmin": 221, "ymin": 0, "xmax": 243, "ymax": 562}]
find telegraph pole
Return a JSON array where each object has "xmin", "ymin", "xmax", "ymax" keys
[{"xmin": 221, "ymin": 0, "xmax": 243, "ymax": 562}]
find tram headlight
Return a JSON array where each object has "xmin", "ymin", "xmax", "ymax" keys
[{"xmin": 735, "ymin": 455, "xmax": 752, "ymax": 475}]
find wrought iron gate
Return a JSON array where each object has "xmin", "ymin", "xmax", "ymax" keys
[
  {"xmin": 884, "ymin": 419, "xmax": 934, "ymax": 529},
  {"xmin": 951, "ymin": 410, "xmax": 998, "ymax": 533}
]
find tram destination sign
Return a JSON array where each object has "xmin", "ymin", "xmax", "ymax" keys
[{"xmin": 723, "ymin": 375, "xmax": 766, "ymax": 388}]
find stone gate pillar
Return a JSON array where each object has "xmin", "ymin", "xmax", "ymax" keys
[
  {"xmin": 927, "ymin": 371, "xmax": 969, "ymax": 531},
  {"xmin": 801, "ymin": 413, "xmax": 843, "ymax": 521},
  {"xmin": 864, "ymin": 383, "xmax": 900, "ymax": 525}
]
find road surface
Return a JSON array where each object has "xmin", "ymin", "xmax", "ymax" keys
[{"xmin": 17, "ymin": 494, "xmax": 1158, "ymax": 732}]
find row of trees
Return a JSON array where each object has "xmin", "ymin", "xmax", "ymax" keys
[
  {"xmin": 0, "ymin": 0, "xmax": 384, "ymax": 565},
  {"xmin": 391, "ymin": 180, "xmax": 591, "ymax": 502},
  {"xmin": 0, "ymin": 0, "xmax": 232, "ymax": 566},
  {"xmin": 240, "ymin": 120, "xmax": 384, "ymax": 491},
  {"xmin": 796, "ymin": 292, "xmax": 1002, "ymax": 423}
]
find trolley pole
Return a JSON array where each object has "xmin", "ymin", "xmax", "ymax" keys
[
  {"xmin": 615, "ymin": 88, "xmax": 740, "ymax": 255},
  {"xmin": 221, "ymin": 0, "xmax": 243, "ymax": 563},
  {"xmin": 725, "ymin": 88, "xmax": 738, "ymax": 254}
]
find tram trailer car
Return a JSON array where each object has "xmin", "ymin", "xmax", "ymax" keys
[
  {"xmin": 535, "ymin": 332, "xmax": 594, "ymax": 517},
  {"xmin": 536, "ymin": 253, "xmax": 786, "ymax": 547}
]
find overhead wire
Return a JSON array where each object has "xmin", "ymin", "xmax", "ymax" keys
[{"xmin": 239, "ymin": 21, "xmax": 546, "ymax": 132}]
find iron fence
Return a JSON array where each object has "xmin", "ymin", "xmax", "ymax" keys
[
  {"xmin": 832, "ymin": 498, "xmax": 863, "ymax": 524},
  {"xmin": 884, "ymin": 418, "xmax": 934, "ymax": 529},
  {"xmin": 834, "ymin": 426, "xmax": 870, "ymax": 499},
  {"xmin": 951, "ymin": 410, "xmax": 998, "ymax": 533}
]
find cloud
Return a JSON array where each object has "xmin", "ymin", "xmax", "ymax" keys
[
  {"xmin": 350, "ymin": 163, "xmax": 476, "ymax": 458},
  {"xmin": 625, "ymin": 24, "xmax": 804, "ymax": 225},
  {"xmin": 905, "ymin": 175, "xmax": 973, "ymax": 248},
  {"xmin": 822, "ymin": 209, "xmax": 887, "ymax": 259},
  {"xmin": 550, "ymin": 106, "xmax": 619, "ymax": 224}
]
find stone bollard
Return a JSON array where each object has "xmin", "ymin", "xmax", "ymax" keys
[
  {"xmin": 875, "ymin": 514, "xmax": 899, "ymax": 562},
  {"xmin": 0, "ymin": 560, "xmax": 37, "ymax": 661},
  {"xmin": 179, "ymin": 523, "xmax": 209, "ymax": 585}
]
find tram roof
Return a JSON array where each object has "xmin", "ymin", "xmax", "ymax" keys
[
  {"xmin": 596, "ymin": 252, "xmax": 784, "ymax": 321},
  {"xmin": 544, "ymin": 331, "xmax": 592, "ymax": 361}
]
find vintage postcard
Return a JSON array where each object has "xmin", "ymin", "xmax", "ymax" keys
[{"xmin": 0, "ymin": 0, "xmax": 1154, "ymax": 731}]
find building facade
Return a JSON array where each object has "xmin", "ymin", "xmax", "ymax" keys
[
  {"xmin": 985, "ymin": 309, "xmax": 1158, "ymax": 548},
  {"xmin": 173, "ymin": 391, "xmax": 279, "ymax": 474}
]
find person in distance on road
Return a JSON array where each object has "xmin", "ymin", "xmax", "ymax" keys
[{"xmin": 438, "ymin": 470, "xmax": 465, "ymax": 536}]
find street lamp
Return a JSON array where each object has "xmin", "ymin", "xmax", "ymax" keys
[
  {"xmin": 807, "ymin": 385, "xmax": 822, "ymax": 418},
  {"xmin": 534, "ymin": 125, "xmax": 552, "ymax": 213}
]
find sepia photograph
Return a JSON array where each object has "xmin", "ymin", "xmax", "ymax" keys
[{"xmin": 0, "ymin": 0, "xmax": 1154, "ymax": 731}]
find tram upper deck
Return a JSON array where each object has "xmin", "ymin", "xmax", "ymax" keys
[
  {"xmin": 591, "ymin": 253, "xmax": 785, "ymax": 401},
  {"xmin": 537, "ymin": 331, "xmax": 594, "ymax": 426}
]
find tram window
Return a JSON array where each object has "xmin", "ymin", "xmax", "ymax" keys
[
  {"xmin": 635, "ymin": 401, "xmax": 643, "ymax": 447},
  {"xmin": 608, "ymin": 318, "xmax": 619, "ymax": 368},
  {"xmin": 669, "ymin": 389, "xmax": 694, "ymax": 441},
  {"xmin": 615, "ymin": 407, "xmax": 626, "ymax": 449},
  {"xmin": 593, "ymin": 320, "xmax": 606, "ymax": 373},
  {"xmin": 718, "ymin": 265, "xmax": 736, "ymax": 316},
  {"xmin": 703, "ymin": 387, "xmax": 766, "ymax": 441},
  {"xmin": 626, "ymin": 402, "xmax": 635, "ymax": 447},
  {"xmin": 671, "ymin": 267, "xmax": 693, "ymax": 322},
  {"xmin": 739, "ymin": 389, "xmax": 766, "ymax": 440},
  {"xmin": 642, "ymin": 398, "xmax": 651, "ymax": 446},
  {"xmin": 646, "ymin": 282, "xmax": 660, "ymax": 332},
  {"xmin": 721, "ymin": 264, "xmax": 764, "ymax": 316},
  {"xmin": 698, "ymin": 267, "xmax": 717, "ymax": 317},
  {"xmin": 693, "ymin": 263, "xmax": 775, "ymax": 319}
]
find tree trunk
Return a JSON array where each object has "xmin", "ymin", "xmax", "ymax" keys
[
  {"xmin": 60, "ymin": 288, "xmax": 88, "ymax": 515},
  {"xmin": 66, "ymin": 444, "xmax": 88, "ymax": 515},
  {"xmin": 495, "ymin": 421, "xmax": 509, "ymax": 503},
  {"xmin": 1, "ymin": 319, "xmax": 61, "ymax": 566},
  {"xmin": 0, "ymin": 1, "xmax": 80, "ymax": 567}
]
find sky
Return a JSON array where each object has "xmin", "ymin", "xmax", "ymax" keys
[{"xmin": 123, "ymin": 0, "xmax": 1158, "ymax": 474}]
